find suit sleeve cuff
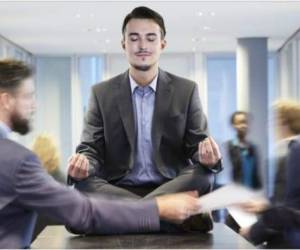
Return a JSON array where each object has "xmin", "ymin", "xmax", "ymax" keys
[
  {"xmin": 192, "ymin": 152, "xmax": 223, "ymax": 173},
  {"xmin": 138, "ymin": 199, "xmax": 161, "ymax": 232}
]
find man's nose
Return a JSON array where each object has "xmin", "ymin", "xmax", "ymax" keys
[{"xmin": 139, "ymin": 39, "xmax": 147, "ymax": 50}]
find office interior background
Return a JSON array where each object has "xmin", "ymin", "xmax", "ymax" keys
[{"xmin": 0, "ymin": 1, "xmax": 300, "ymax": 195}]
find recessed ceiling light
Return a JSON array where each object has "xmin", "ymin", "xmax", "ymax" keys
[
  {"xmin": 202, "ymin": 37, "xmax": 207, "ymax": 42},
  {"xmin": 95, "ymin": 27, "xmax": 108, "ymax": 32},
  {"xmin": 210, "ymin": 12, "xmax": 216, "ymax": 16},
  {"xmin": 192, "ymin": 38, "xmax": 196, "ymax": 42},
  {"xmin": 90, "ymin": 13, "xmax": 95, "ymax": 18},
  {"xmin": 192, "ymin": 47, "xmax": 197, "ymax": 52},
  {"xmin": 203, "ymin": 26, "xmax": 211, "ymax": 31},
  {"xmin": 197, "ymin": 12, "xmax": 203, "ymax": 17},
  {"xmin": 105, "ymin": 39, "xmax": 110, "ymax": 44},
  {"xmin": 75, "ymin": 13, "xmax": 81, "ymax": 18}
]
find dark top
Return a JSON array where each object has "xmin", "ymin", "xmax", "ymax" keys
[{"xmin": 227, "ymin": 139, "xmax": 261, "ymax": 189}]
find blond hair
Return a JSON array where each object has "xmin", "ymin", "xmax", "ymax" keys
[
  {"xmin": 273, "ymin": 99, "xmax": 300, "ymax": 134},
  {"xmin": 31, "ymin": 133, "xmax": 60, "ymax": 173}
]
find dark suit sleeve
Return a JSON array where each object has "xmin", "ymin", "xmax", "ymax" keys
[
  {"xmin": 15, "ymin": 153, "xmax": 160, "ymax": 234},
  {"xmin": 248, "ymin": 215, "xmax": 281, "ymax": 245},
  {"xmin": 248, "ymin": 206, "xmax": 300, "ymax": 246},
  {"xmin": 285, "ymin": 141, "xmax": 300, "ymax": 208},
  {"xmin": 261, "ymin": 206, "xmax": 300, "ymax": 231},
  {"xmin": 184, "ymin": 84, "xmax": 222, "ymax": 173},
  {"xmin": 75, "ymin": 86, "xmax": 105, "ymax": 178}
]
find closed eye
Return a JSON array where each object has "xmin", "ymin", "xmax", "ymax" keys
[
  {"xmin": 147, "ymin": 34, "xmax": 157, "ymax": 42},
  {"xmin": 129, "ymin": 33, "xmax": 139, "ymax": 42}
]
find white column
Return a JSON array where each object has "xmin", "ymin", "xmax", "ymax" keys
[
  {"xmin": 71, "ymin": 56, "xmax": 84, "ymax": 153},
  {"xmin": 194, "ymin": 52, "xmax": 208, "ymax": 115}
]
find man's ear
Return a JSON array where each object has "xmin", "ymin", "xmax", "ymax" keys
[
  {"xmin": 121, "ymin": 39, "xmax": 126, "ymax": 50},
  {"xmin": 161, "ymin": 39, "xmax": 167, "ymax": 50},
  {"xmin": 0, "ymin": 92, "xmax": 14, "ymax": 111}
]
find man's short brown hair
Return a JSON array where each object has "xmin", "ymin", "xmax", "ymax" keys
[
  {"xmin": 122, "ymin": 6, "xmax": 166, "ymax": 38},
  {"xmin": 0, "ymin": 59, "xmax": 33, "ymax": 92}
]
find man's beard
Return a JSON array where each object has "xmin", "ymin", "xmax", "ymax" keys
[
  {"xmin": 11, "ymin": 111, "xmax": 31, "ymax": 135},
  {"xmin": 131, "ymin": 64, "xmax": 152, "ymax": 72}
]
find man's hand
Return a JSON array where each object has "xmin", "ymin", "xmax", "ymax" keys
[
  {"xmin": 198, "ymin": 136, "xmax": 221, "ymax": 166},
  {"xmin": 239, "ymin": 226, "xmax": 251, "ymax": 239},
  {"xmin": 238, "ymin": 197, "xmax": 270, "ymax": 214},
  {"xmin": 68, "ymin": 153, "xmax": 89, "ymax": 180},
  {"xmin": 155, "ymin": 191, "xmax": 200, "ymax": 224}
]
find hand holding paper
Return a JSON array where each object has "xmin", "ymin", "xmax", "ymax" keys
[
  {"xmin": 196, "ymin": 184, "xmax": 265, "ymax": 228},
  {"xmin": 197, "ymin": 184, "xmax": 263, "ymax": 213}
]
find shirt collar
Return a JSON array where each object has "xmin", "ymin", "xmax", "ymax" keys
[
  {"xmin": 0, "ymin": 121, "xmax": 11, "ymax": 139},
  {"xmin": 275, "ymin": 135, "xmax": 300, "ymax": 157},
  {"xmin": 129, "ymin": 74, "xmax": 158, "ymax": 94}
]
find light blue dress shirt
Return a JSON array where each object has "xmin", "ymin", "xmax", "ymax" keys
[
  {"xmin": 118, "ymin": 74, "xmax": 165, "ymax": 186},
  {"xmin": 0, "ymin": 121, "xmax": 11, "ymax": 139}
]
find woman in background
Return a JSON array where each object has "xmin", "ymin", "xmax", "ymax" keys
[
  {"xmin": 31, "ymin": 133, "xmax": 66, "ymax": 239},
  {"xmin": 32, "ymin": 133, "xmax": 66, "ymax": 183}
]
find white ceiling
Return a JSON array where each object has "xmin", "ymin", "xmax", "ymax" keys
[{"xmin": 0, "ymin": 1, "xmax": 300, "ymax": 55}]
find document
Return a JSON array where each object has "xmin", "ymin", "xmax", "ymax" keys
[
  {"xmin": 227, "ymin": 206, "xmax": 258, "ymax": 228},
  {"xmin": 197, "ymin": 184, "xmax": 262, "ymax": 212},
  {"xmin": 196, "ymin": 184, "xmax": 262, "ymax": 227}
]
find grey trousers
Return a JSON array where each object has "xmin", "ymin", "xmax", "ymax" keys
[{"xmin": 74, "ymin": 164, "xmax": 214, "ymax": 200}]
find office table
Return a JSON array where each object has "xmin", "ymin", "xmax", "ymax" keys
[{"xmin": 32, "ymin": 223, "xmax": 255, "ymax": 249}]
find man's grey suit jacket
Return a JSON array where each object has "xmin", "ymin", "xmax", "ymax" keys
[
  {"xmin": 0, "ymin": 139, "xmax": 159, "ymax": 249},
  {"xmin": 77, "ymin": 69, "xmax": 220, "ymax": 182}
]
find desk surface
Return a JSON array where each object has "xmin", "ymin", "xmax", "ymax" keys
[{"xmin": 32, "ymin": 223, "xmax": 255, "ymax": 249}]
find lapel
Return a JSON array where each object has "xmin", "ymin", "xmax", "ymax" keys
[
  {"xmin": 116, "ymin": 69, "xmax": 174, "ymax": 152},
  {"xmin": 152, "ymin": 69, "xmax": 174, "ymax": 149},
  {"xmin": 116, "ymin": 71, "xmax": 136, "ymax": 150}
]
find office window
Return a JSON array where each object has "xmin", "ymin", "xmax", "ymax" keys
[
  {"xmin": 0, "ymin": 39, "xmax": 5, "ymax": 58},
  {"xmin": 298, "ymin": 38, "xmax": 300, "ymax": 97},
  {"xmin": 206, "ymin": 56, "xmax": 237, "ymax": 145},
  {"xmin": 206, "ymin": 56, "xmax": 236, "ymax": 185},
  {"xmin": 0, "ymin": 38, "xmax": 32, "ymax": 62},
  {"xmin": 78, "ymin": 56, "xmax": 105, "ymax": 114}
]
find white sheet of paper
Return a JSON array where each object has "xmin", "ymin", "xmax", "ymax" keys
[
  {"xmin": 197, "ymin": 184, "xmax": 262, "ymax": 213},
  {"xmin": 227, "ymin": 206, "xmax": 258, "ymax": 228}
]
